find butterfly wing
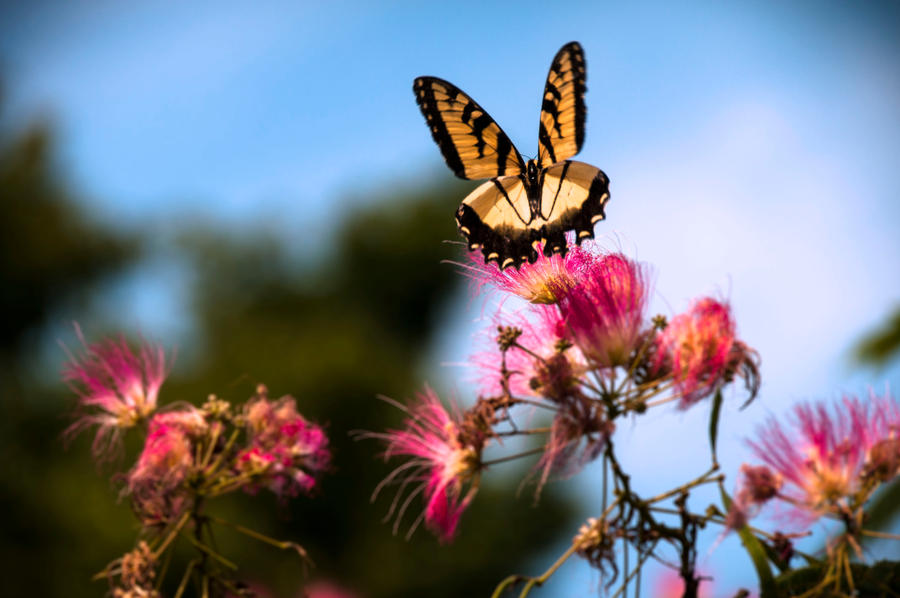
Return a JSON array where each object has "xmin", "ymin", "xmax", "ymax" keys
[
  {"xmin": 414, "ymin": 76, "xmax": 526, "ymax": 180},
  {"xmin": 416, "ymin": 45, "xmax": 604, "ymax": 271},
  {"xmin": 537, "ymin": 42, "xmax": 587, "ymax": 167},
  {"xmin": 456, "ymin": 160, "xmax": 609, "ymax": 269},
  {"xmin": 536, "ymin": 160, "xmax": 609, "ymax": 255},
  {"xmin": 456, "ymin": 175, "xmax": 539, "ymax": 269}
]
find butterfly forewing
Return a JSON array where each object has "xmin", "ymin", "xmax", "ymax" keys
[
  {"xmin": 537, "ymin": 42, "xmax": 587, "ymax": 168},
  {"xmin": 414, "ymin": 77, "xmax": 525, "ymax": 180}
]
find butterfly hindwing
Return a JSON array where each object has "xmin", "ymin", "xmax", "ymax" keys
[
  {"xmin": 537, "ymin": 42, "xmax": 587, "ymax": 168},
  {"xmin": 414, "ymin": 77, "xmax": 525, "ymax": 180},
  {"xmin": 538, "ymin": 160, "xmax": 609, "ymax": 252},
  {"xmin": 456, "ymin": 176, "xmax": 539, "ymax": 269}
]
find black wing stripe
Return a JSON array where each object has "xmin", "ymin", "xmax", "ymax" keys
[
  {"xmin": 415, "ymin": 78, "xmax": 465, "ymax": 177},
  {"xmin": 541, "ymin": 81, "xmax": 562, "ymax": 135},
  {"xmin": 491, "ymin": 178, "xmax": 529, "ymax": 226},
  {"xmin": 495, "ymin": 133, "xmax": 513, "ymax": 174},
  {"xmin": 538, "ymin": 122, "xmax": 556, "ymax": 164},
  {"xmin": 543, "ymin": 159, "xmax": 570, "ymax": 220}
]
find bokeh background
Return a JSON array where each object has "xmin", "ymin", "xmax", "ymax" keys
[{"xmin": 2, "ymin": 2, "xmax": 899, "ymax": 597}]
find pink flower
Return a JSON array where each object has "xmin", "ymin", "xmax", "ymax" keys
[
  {"xmin": 63, "ymin": 329, "xmax": 168, "ymax": 459},
  {"xmin": 654, "ymin": 297, "xmax": 759, "ymax": 407},
  {"xmin": 461, "ymin": 240, "xmax": 585, "ymax": 304},
  {"xmin": 536, "ymin": 396, "xmax": 613, "ymax": 492},
  {"xmin": 127, "ymin": 408, "xmax": 202, "ymax": 525},
  {"xmin": 746, "ymin": 391, "xmax": 900, "ymax": 524},
  {"xmin": 373, "ymin": 387, "xmax": 484, "ymax": 543},
  {"xmin": 653, "ymin": 568, "xmax": 714, "ymax": 598},
  {"xmin": 237, "ymin": 392, "xmax": 330, "ymax": 498},
  {"xmin": 470, "ymin": 305, "xmax": 584, "ymax": 399},
  {"xmin": 303, "ymin": 581, "xmax": 361, "ymax": 598},
  {"xmin": 558, "ymin": 252, "xmax": 650, "ymax": 368},
  {"xmin": 725, "ymin": 464, "xmax": 783, "ymax": 530}
]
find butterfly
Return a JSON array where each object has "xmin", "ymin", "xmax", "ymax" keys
[{"xmin": 413, "ymin": 41, "xmax": 610, "ymax": 270}]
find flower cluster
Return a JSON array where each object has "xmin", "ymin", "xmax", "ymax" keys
[
  {"xmin": 237, "ymin": 391, "xmax": 331, "ymax": 497},
  {"xmin": 368, "ymin": 234, "xmax": 900, "ymax": 596},
  {"xmin": 64, "ymin": 332, "xmax": 329, "ymax": 595},
  {"xmin": 127, "ymin": 407, "xmax": 206, "ymax": 525},
  {"xmin": 369, "ymin": 241, "xmax": 761, "ymax": 551}
]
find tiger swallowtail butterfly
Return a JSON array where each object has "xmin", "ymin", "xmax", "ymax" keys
[{"xmin": 413, "ymin": 41, "xmax": 610, "ymax": 270}]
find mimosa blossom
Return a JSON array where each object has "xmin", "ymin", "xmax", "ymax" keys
[
  {"xmin": 726, "ymin": 464, "xmax": 783, "ymax": 530},
  {"xmin": 558, "ymin": 252, "xmax": 650, "ymax": 368},
  {"xmin": 127, "ymin": 408, "xmax": 203, "ymax": 525},
  {"xmin": 462, "ymin": 240, "xmax": 585, "ymax": 304},
  {"xmin": 746, "ymin": 392, "xmax": 900, "ymax": 524},
  {"xmin": 237, "ymin": 390, "xmax": 331, "ymax": 498},
  {"xmin": 373, "ymin": 388, "xmax": 485, "ymax": 543},
  {"xmin": 537, "ymin": 396, "xmax": 613, "ymax": 490},
  {"xmin": 654, "ymin": 297, "xmax": 759, "ymax": 407},
  {"xmin": 63, "ymin": 331, "xmax": 168, "ymax": 459}
]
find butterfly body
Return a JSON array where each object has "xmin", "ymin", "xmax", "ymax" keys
[{"xmin": 414, "ymin": 42, "xmax": 610, "ymax": 270}]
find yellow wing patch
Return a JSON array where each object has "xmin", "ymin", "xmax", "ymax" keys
[
  {"xmin": 537, "ymin": 42, "xmax": 587, "ymax": 167},
  {"xmin": 539, "ymin": 160, "xmax": 608, "ymax": 225},
  {"xmin": 414, "ymin": 77, "xmax": 525, "ymax": 180},
  {"xmin": 456, "ymin": 176, "xmax": 539, "ymax": 268}
]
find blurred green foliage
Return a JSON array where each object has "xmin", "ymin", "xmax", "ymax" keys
[
  {"xmin": 0, "ymin": 106, "xmax": 579, "ymax": 597},
  {"xmin": 774, "ymin": 561, "xmax": 900, "ymax": 597},
  {"xmin": 855, "ymin": 307, "xmax": 900, "ymax": 370}
]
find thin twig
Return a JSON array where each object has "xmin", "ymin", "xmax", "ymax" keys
[
  {"xmin": 183, "ymin": 532, "xmax": 238, "ymax": 570},
  {"xmin": 207, "ymin": 514, "xmax": 311, "ymax": 567},
  {"xmin": 173, "ymin": 559, "xmax": 199, "ymax": 598},
  {"xmin": 482, "ymin": 447, "xmax": 546, "ymax": 467}
]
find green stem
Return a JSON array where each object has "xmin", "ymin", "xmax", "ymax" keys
[
  {"xmin": 173, "ymin": 559, "xmax": 199, "ymax": 598},
  {"xmin": 207, "ymin": 514, "xmax": 311, "ymax": 566},
  {"xmin": 610, "ymin": 547, "xmax": 655, "ymax": 598},
  {"xmin": 152, "ymin": 510, "xmax": 193, "ymax": 559},
  {"xmin": 204, "ymin": 429, "xmax": 241, "ymax": 477},
  {"xmin": 516, "ymin": 543, "xmax": 580, "ymax": 598},
  {"xmin": 156, "ymin": 545, "xmax": 174, "ymax": 591},
  {"xmin": 861, "ymin": 528, "xmax": 900, "ymax": 540},
  {"xmin": 184, "ymin": 531, "xmax": 238, "ymax": 571},
  {"xmin": 490, "ymin": 575, "xmax": 523, "ymax": 598}
]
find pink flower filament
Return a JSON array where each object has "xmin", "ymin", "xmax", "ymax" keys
[
  {"xmin": 655, "ymin": 297, "xmax": 737, "ymax": 406},
  {"xmin": 63, "ymin": 331, "xmax": 168, "ymax": 458},
  {"xmin": 375, "ymin": 388, "xmax": 484, "ymax": 543},
  {"xmin": 746, "ymin": 392, "xmax": 900, "ymax": 524},
  {"xmin": 558, "ymin": 252, "xmax": 650, "ymax": 368}
]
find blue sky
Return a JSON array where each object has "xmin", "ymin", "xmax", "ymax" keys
[{"xmin": 3, "ymin": 1, "xmax": 900, "ymax": 595}]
